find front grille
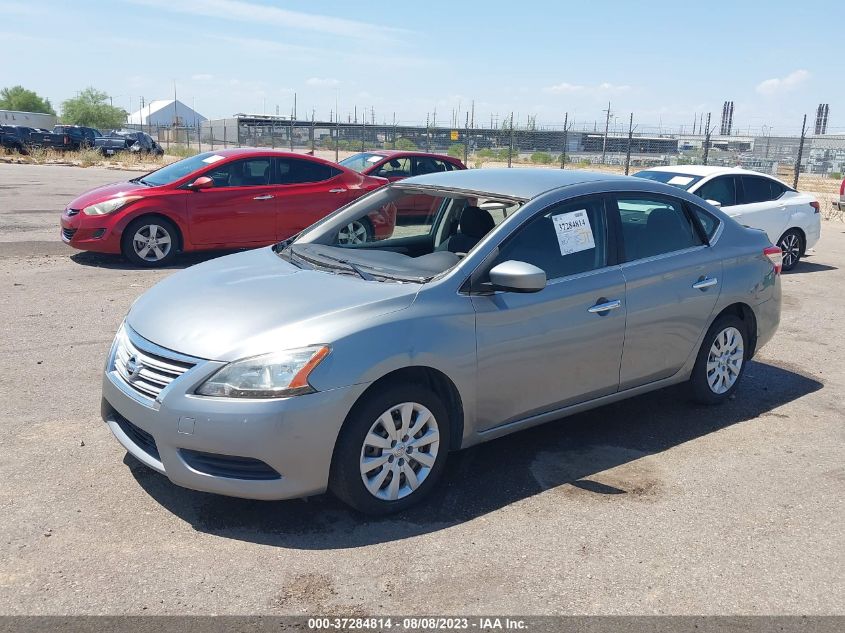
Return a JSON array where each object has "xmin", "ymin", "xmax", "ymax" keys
[
  {"xmin": 113, "ymin": 328, "xmax": 196, "ymax": 400},
  {"xmin": 180, "ymin": 449, "xmax": 281, "ymax": 480},
  {"xmin": 113, "ymin": 411, "xmax": 160, "ymax": 461},
  {"xmin": 61, "ymin": 227, "xmax": 77, "ymax": 241}
]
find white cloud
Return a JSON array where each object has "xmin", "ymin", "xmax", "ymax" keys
[
  {"xmin": 306, "ymin": 77, "xmax": 340, "ymax": 87},
  {"xmin": 127, "ymin": 0, "xmax": 405, "ymax": 41},
  {"xmin": 544, "ymin": 81, "xmax": 631, "ymax": 95},
  {"xmin": 756, "ymin": 70, "xmax": 809, "ymax": 95}
]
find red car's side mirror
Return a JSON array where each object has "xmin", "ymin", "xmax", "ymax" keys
[{"xmin": 187, "ymin": 176, "xmax": 214, "ymax": 191}]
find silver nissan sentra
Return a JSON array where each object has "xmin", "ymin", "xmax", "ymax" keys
[{"xmin": 102, "ymin": 168, "xmax": 782, "ymax": 514}]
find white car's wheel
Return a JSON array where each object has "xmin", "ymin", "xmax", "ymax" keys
[{"xmin": 777, "ymin": 229, "xmax": 803, "ymax": 271}]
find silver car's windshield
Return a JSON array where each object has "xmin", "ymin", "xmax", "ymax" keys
[{"xmin": 276, "ymin": 186, "xmax": 520, "ymax": 282}]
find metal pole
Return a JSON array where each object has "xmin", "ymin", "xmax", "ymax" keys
[
  {"xmin": 601, "ymin": 100, "xmax": 611, "ymax": 164},
  {"xmin": 392, "ymin": 113, "xmax": 396, "ymax": 150},
  {"xmin": 625, "ymin": 113, "xmax": 634, "ymax": 175},
  {"xmin": 560, "ymin": 112, "xmax": 568, "ymax": 169},
  {"xmin": 794, "ymin": 113, "xmax": 807, "ymax": 189},
  {"xmin": 703, "ymin": 113, "xmax": 711, "ymax": 165},
  {"xmin": 508, "ymin": 112, "xmax": 514, "ymax": 168},
  {"xmin": 289, "ymin": 118, "xmax": 294, "ymax": 151},
  {"xmin": 335, "ymin": 118, "xmax": 340, "ymax": 162},
  {"xmin": 463, "ymin": 112, "xmax": 469, "ymax": 166},
  {"xmin": 311, "ymin": 112, "xmax": 315, "ymax": 153}
]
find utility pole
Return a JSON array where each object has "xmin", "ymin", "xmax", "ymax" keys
[
  {"xmin": 560, "ymin": 112, "xmax": 569, "ymax": 169},
  {"xmin": 625, "ymin": 112, "xmax": 634, "ymax": 175},
  {"xmin": 293, "ymin": 93, "xmax": 297, "ymax": 121},
  {"xmin": 508, "ymin": 112, "xmax": 515, "ymax": 168},
  {"xmin": 794, "ymin": 113, "xmax": 807, "ymax": 189},
  {"xmin": 601, "ymin": 100, "xmax": 612, "ymax": 164},
  {"xmin": 470, "ymin": 100, "xmax": 475, "ymax": 129},
  {"xmin": 464, "ymin": 112, "xmax": 469, "ymax": 165},
  {"xmin": 703, "ymin": 112, "xmax": 712, "ymax": 165}
]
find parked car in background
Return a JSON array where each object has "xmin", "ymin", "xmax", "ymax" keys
[
  {"xmin": 53, "ymin": 125, "xmax": 102, "ymax": 150},
  {"xmin": 95, "ymin": 130, "xmax": 164, "ymax": 156},
  {"xmin": 635, "ymin": 166, "xmax": 820, "ymax": 270},
  {"xmin": 835, "ymin": 176, "xmax": 845, "ymax": 212},
  {"xmin": 1, "ymin": 125, "xmax": 70, "ymax": 153},
  {"xmin": 100, "ymin": 168, "xmax": 782, "ymax": 514},
  {"xmin": 60, "ymin": 149, "xmax": 388, "ymax": 266},
  {"xmin": 340, "ymin": 151, "xmax": 466, "ymax": 222}
]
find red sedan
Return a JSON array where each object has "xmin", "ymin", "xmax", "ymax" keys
[
  {"xmin": 60, "ymin": 149, "xmax": 389, "ymax": 266},
  {"xmin": 339, "ymin": 151, "xmax": 466, "ymax": 221}
]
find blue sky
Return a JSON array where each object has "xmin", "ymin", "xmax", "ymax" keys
[{"xmin": 2, "ymin": 0, "xmax": 842, "ymax": 134}]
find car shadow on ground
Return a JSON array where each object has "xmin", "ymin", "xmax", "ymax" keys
[
  {"xmin": 787, "ymin": 261, "xmax": 838, "ymax": 274},
  {"xmin": 70, "ymin": 249, "xmax": 243, "ymax": 270},
  {"xmin": 126, "ymin": 360, "xmax": 822, "ymax": 548}
]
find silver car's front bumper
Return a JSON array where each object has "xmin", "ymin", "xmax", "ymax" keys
[{"xmin": 101, "ymin": 331, "xmax": 366, "ymax": 501}]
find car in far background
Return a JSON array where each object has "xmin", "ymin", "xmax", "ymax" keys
[
  {"xmin": 1, "ymin": 125, "xmax": 71, "ymax": 153},
  {"xmin": 95, "ymin": 129, "xmax": 164, "ymax": 157},
  {"xmin": 60, "ymin": 149, "xmax": 388, "ymax": 267},
  {"xmin": 339, "ymin": 150, "xmax": 466, "ymax": 223},
  {"xmin": 635, "ymin": 166, "xmax": 820, "ymax": 270},
  {"xmin": 835, "ymin": 176, "xmax": 845, "ymax": 212},
  {"xmin": 53, "ymin": 125, "xmax": 102, "ymax": 150}
]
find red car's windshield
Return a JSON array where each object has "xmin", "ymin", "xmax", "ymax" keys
[
  {"xmin": 139, "ymin": 151, "xmax": 225, "ymax": 187},
  {"xmin": 339, "ymin": 152, "xmax": 384, "ymax": 173}
]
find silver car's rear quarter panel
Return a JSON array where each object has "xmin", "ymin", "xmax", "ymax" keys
[{"xmin": 102, "ymin": 368, "xmax": 368, "ymax": 500}]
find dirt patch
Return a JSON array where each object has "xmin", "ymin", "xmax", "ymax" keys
[{"xmin": 271, "ymin": 573, "xmax": 367, "ymax": 616}]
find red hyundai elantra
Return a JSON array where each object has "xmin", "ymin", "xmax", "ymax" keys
[{"xmin": 60, "ymin": 149, "xmax": 389, "ymax": 266}]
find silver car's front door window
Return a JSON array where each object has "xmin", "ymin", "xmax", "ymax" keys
[
  {"xmin": 471, "ymin": 196, "xmax": 626, "ymax": 431},
  {"xmin": 615, "ymin": 194, "xmax": 722, "ymax": 389}
]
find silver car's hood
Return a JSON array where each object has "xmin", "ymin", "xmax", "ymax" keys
[{"xmin": 127, "ymin": 247, "xmax": 420, "ymax": 361}]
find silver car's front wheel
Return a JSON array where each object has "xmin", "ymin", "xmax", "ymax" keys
[
  {"xmin": 330, "ymin": 384, "xmax": 451, "ymax": 514},
  {"xmin": 705, "ymin": 326, "xmax": 744, "ymax": 394},
  {"xmin": 337, "ymin": 219, "xmax": 371, "ymax": 245},
  {"xmin": 359, "ymin": 402, "xmax": 440, "ymax": 501}
]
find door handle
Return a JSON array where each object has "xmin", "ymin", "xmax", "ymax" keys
[
  {"xmin": 252, "ymin": 194, "xmax": 274, "ymax": 200},
  {"xmin": 329, "ymin": 188, "xmax": 347, "ymax": 193},
  {"xmin": 588, "ymin": 299, "xmax": 622, "ymax": 314},
  {"xmin": 692, "ymin": 277, "xmax": 718, "ymax": 290}
]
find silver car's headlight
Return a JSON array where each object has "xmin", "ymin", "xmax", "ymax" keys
[
  {"xmin": 82, "ymin": 195, "xmax": 141, "ymax": 216},
  {"xmin": 195, "ymin": 345, "xmax": 330, "ymax": 398}
]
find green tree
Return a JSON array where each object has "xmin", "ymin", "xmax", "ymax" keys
[
  {"xmin": 530, "ymin": 151, "xmax": 554, "ymax": 165},
  {"xmin": 394, "ymin": 137, "xmax": 417, "ymax": 151},
  {"xmin": 61, "ymin": 87, "xmax": 126, "ymax": 129},
  {"xmin": 447, "ymin": 143, "xmax": 465, "ymax": 159},
  {"xmin": 0, "ymin": 85, "xmax": 56, "ymax": 114}
]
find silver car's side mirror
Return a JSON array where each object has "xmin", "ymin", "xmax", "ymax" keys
[
  {"xmin": 705, "ymin": 199, "xmax": 722, "ymax": 208},
  {"xmin": 488, "ymin": 260, "xmax": 546, "ymax": 293}
]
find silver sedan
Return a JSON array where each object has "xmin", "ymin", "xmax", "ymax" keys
[{"xmin": 101, "ymin": 168, "xmax": 782, "ymax": 514}]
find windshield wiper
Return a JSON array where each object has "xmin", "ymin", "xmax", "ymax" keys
[{"xmin": 337, "ymin": 259, "xmax": 376, "ymax": 281}]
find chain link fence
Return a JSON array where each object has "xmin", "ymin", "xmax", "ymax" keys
[{"xmin": 124, "ymin": 114, "xmax": 845, "ymax": 218}]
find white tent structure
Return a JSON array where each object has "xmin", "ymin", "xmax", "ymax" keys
[{"xmin": 127, "ymin": 100, "xmax": 206, "ymax": 127}]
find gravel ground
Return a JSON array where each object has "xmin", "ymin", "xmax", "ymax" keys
[{"xmin": 0, "ymin": 163, "xmax": 843, "ymax": 615}]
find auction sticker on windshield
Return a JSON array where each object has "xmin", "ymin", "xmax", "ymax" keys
[
  {"xmin": 552, "ymin": 209, "xmax": 595, "ymax": 256},
  {"xmin": 202, "ymin": 154, "xmax": 226, "ymax": 164}
]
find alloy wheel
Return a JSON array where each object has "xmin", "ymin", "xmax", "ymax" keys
[
  {"xmin": 359, "ymin": 402, "xmax": 440, "ymax": 501},
  {"xmin": 132, "ymin": 224, "xmax": 172, "ymax": 263},
  {"xmin": 706, "ymin": 326, "xmax": 744, "ymax": 394},
  {"xmin": 337, "ymin": 220, "xmax": 369, "ymax": 245},
  {"xmin": 780, "ymin": 233, "xmax": 801, "ymax": 270}
]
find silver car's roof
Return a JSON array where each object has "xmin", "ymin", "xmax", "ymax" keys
[{"xmin": 399, "ymin": 168, "xmax": 632, "ymax": 200}]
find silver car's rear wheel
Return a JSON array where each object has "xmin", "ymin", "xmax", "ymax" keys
[
  {"xmin": 705, "ymin": 326, "xmax": 744, "ymax": 394},
  {"xmin": 359, "ymin": 402, "xmax": 440, "ymax": 501},
  {"xmin": 337, "ymin": 219, "xmax": 371, "ymax": 245}
]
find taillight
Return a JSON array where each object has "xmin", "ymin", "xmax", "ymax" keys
[
  {"xmin": 810, "ymin": 201, "xmax": 820, "ymax": 213},
  {"xmin": 764, "ymin": 245, "xmax": 783, "ymax": 275},
  {"xmin": 840, "ymin": 179, "xmax": 845, "ymax": 197}
]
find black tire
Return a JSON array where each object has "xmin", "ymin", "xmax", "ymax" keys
[
  {"xmin": 121, "ymin": 216, "xmax": 179, "ymax": 268},
  {"xmin": 688, "ymin": 314, "xmax": 748, "ymax": 405},
  {"xmin": 329, "ymin": 382, "xmax": 451, "ymax": 515},
  {"xmin": 777, "ymin": 229, "xmax": 804, "ymax": 272}
]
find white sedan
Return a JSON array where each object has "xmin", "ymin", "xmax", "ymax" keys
[{"xmin": 635, "ymin": 166, "xmax": 821, "ymax": 270}]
